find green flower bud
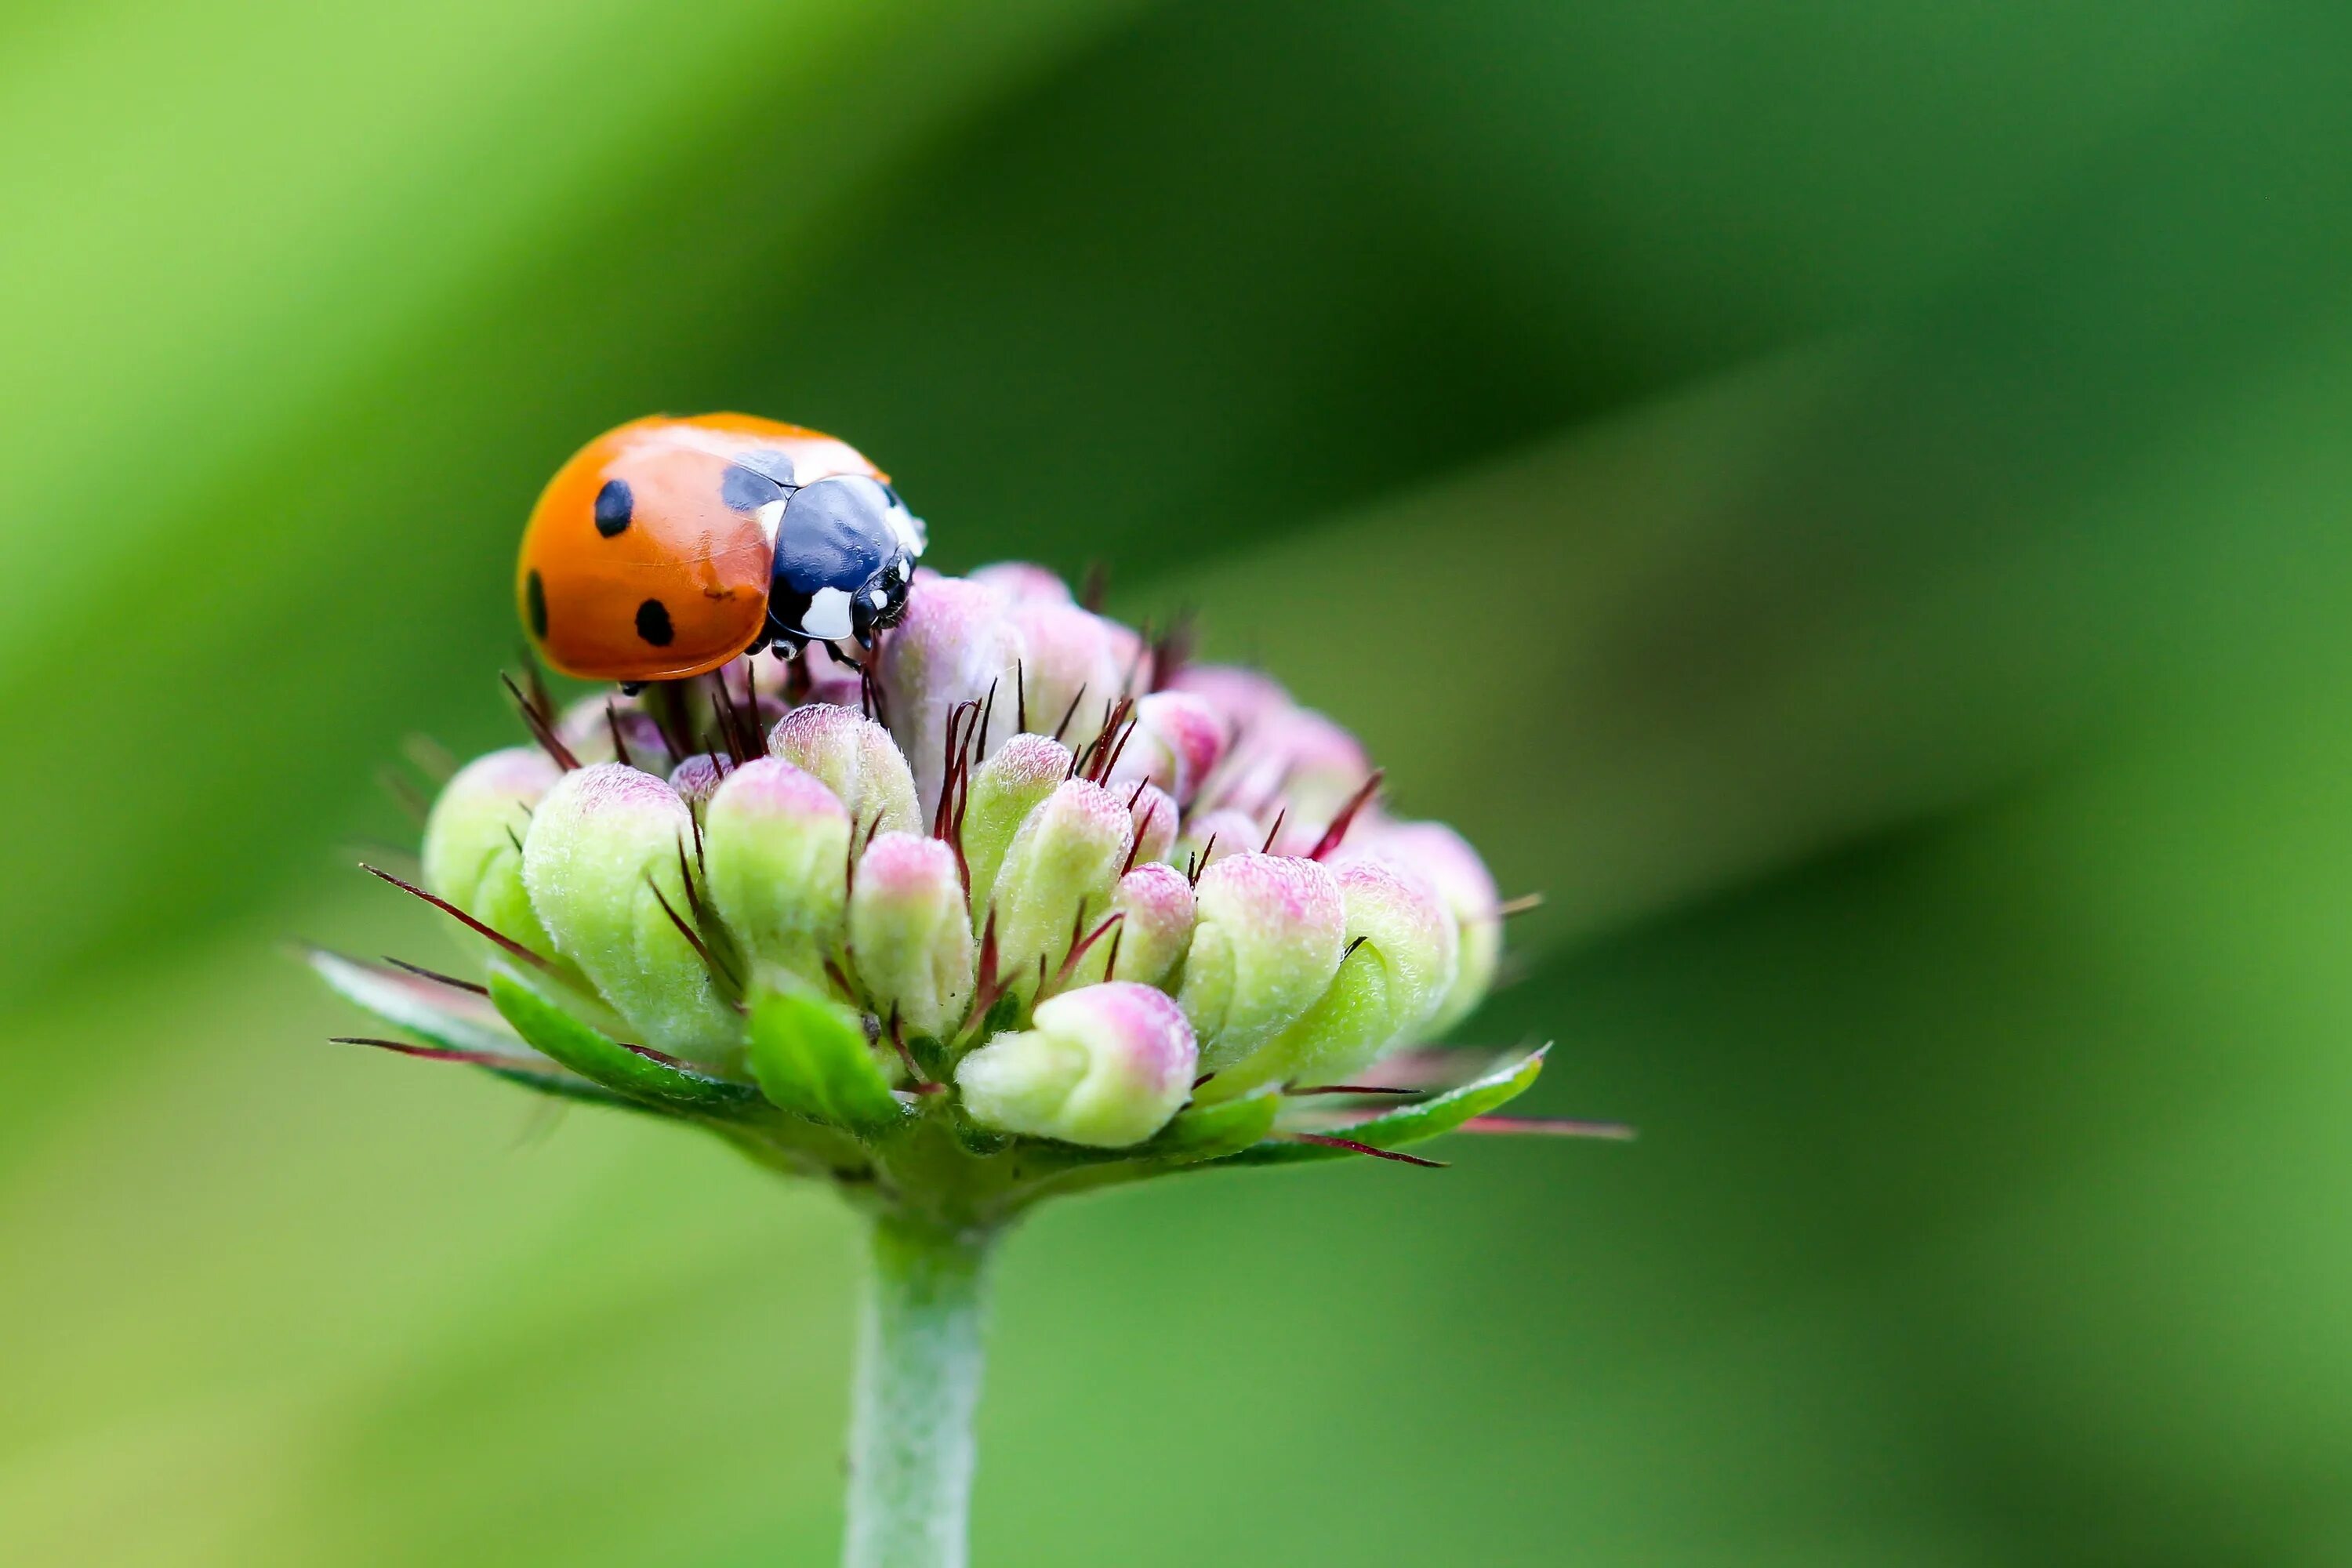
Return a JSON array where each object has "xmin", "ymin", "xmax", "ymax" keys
[
  {"xmin": 1177, "ymin": 852, "xmax": 1345, "ymax": 1073},
  {"xmin": 848, "ymin": 832, "xmax": 975, "ymax": 1040},
  {"xmin": 959, "ymin": 733, "xmax": 1073, "ymax": 920},
  {"xmin": 421, "ymin": 746, "xmax": 561, "ymax": 961},
  {"xmin": 520, "ymin": 763, "xmax": 741, "ymax": 1067},
  {"xmin": 1067, "ymin": 862, "xmax": 1194, "ymax": 989},
  {"xmin": 769, "ymin": 704, "xmax": 923, "ymax": 840},
  {"xmin": 702, "ymin": 757, "xmax": 852, "ymax": 991},
  {"xmin": 955, "ymin": 982, "xmax": 1197, "ymax": 1147},
  {"xmin": 1352, "ymin": 819, "xmax": 1501, "ymax": 1033},
  {"xmin": 1203, "ymin": 858, "xmax": 1457, "ymax": 1099},
  {"xmin": 989, "ymin": 779, "xmax": 1134, "ymax": 998}
]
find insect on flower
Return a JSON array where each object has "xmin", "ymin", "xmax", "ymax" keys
[
  {"xmin": 317, "ymin": 417, "xmax": 1628, "ymax": 1568},
  {"xmin": 517, "ymin": 414, "xmax": 927, "ymax": 682}
]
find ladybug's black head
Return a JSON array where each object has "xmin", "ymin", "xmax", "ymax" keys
[
  {"xmin": 848, "ymin": 553, "xmax": 919, "ymax": 644},
  {"xmin": 764, "ymin": 475, "xmax": 927, "ymax": 653}
]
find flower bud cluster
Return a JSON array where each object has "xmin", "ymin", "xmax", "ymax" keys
[{"xmin": 383, "ymin": 566, "xmax": 1506, "ymax": 1181}]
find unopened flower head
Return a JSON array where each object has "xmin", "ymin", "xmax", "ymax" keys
[
  {"xmin": 327, "ymin": 414, "xmax": 1628, "ymax": 1568},
  {"xmin": 321, "ymin": 564, "xmax": 1600, "ymax": 1231}
]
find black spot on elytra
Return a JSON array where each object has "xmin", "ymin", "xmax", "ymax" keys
[
  {"xmin": 635, "ymin": 598, "xmax": 673, "ymax": 647},
  {"xmin": 525, "ymin": 569, "xmax": 548, "ymax": 639},
  {"xmin": 594, "ymin": 478, "xmax": 632, "ymax": 537},
  {"xmin": 721, "ymin": 463, "xmax": 786, "ymax": 513}
]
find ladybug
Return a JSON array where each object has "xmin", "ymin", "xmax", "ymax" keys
[{"xmin": 517, "ymin": 413, "xmax": 927, "ymax": 683}]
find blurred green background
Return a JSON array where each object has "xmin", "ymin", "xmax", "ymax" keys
[{"xmin": 8, "ymin": 0, "xmax": 2352, "ymax": 1561}]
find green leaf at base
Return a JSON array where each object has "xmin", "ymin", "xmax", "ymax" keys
[
  {"xmin": 746, "ymin": 986, "xmax": 905, "ymax": 1134},
  {"xmin": 1004, "ymin": 1086, "xmax": 1287, "ymax": 1204},
  {"xmin": 307, "ymin": 948, "xmax": 522, "ymax": 1058},
  {"xmin": 1148, "ymin": 1086, "xmax": 1283, "ymax": 1163},
  {"xmin": 310, "ymin": 950, "xmax": 660, "ymax": 1112},
  {"xmin": 489, "ymin": 971, "xmax": 764, "ymax": 1115},
  {"xmin": 1219, "ymin": 1046, "xmax": 1550, "ymax": 1167}
]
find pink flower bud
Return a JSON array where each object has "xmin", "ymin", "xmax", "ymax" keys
[
  {"xmin": 1276, "ymin": 709, "xmax": 1374, "ymax": 822},
  {"xmin": 967, "ymin": 561, "xmax": 1073, "ymax": 605},
  {"xmin": 1168, "ymin": 663, "xmax": 1290, "ymax": 737},
  {"xmin": 1107, "ymin": 691, "xmax": 1227, "ymax": 807},
  {"xmin": 1101, "ymin": 619, "xmax": 1149, "ymax": 695},
  {"xmin": 1068, "ymin": 862, "xmax": 1194, "ymax": 989},
  {"xmin": 1007, "ymin": 599, "xmax": 1127, "ymax": 750},
  {"xmin": 879, "ymin": 575, "xmax": 1025, "ymax": 818},
  {"xmin": 1225, "ymin": 706, "xmax": 1370, "ymax": 852},
  {"xmin": 702, "ymin": 758, "xmax": 852, "ymax": 991},
  {"xmin": 768, "ymin": 703, "xmax": 922, "ymax": 840},
  {"xmin": 1176, "ymin": 852, "xmax": 1345, "ymax": 1073},
  {"xmin": 668, "ymin": 753, "xmax": 736, "ymax": 807},
  {"xmin": 955, "ymin": 982, "xmax": 1197, "ymax": 1147},
  {"xmin": 848, "ymin": 833, "xmax": 975, "ymax": 1040}
]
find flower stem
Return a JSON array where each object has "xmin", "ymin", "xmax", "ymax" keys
[{"xmin": 844, "ymin": 1213, "xmax": 995, "ymax": 1568}]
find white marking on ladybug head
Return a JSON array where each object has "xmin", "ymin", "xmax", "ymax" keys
[
  {"xmin": 753, "ymin": 498, "xmax": 788, "ymax": 546},
  {"xmin": 868, "ymin": 588, "xmax": 889, "ymax": 608},
  {"xmin": 803, "ymin": 586, "xmax": 855, "ymax": 641}
]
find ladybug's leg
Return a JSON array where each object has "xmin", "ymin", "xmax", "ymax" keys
[{"xmin": 848, "ymin": 592, "xmax": 880, "ymax": 652}]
